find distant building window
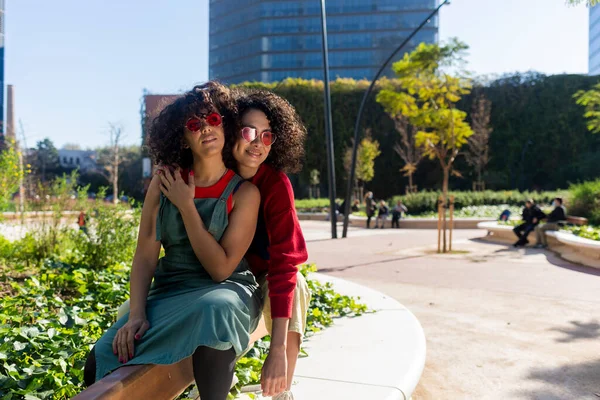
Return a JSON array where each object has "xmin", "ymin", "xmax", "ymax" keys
[
  {"xmin": 63, "ymin": 157, "xmax": 68, "ymax": 164},
  {"xmin": 70, "ymin": 157, "xmax": 73, "ymax": 164},
  {"xmin": 76, "ymin": 157, "xmax": 80, "ymax": 164}
]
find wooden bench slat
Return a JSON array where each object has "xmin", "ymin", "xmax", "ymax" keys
[
  {"xmin": 72, "ymin": 358, "xmax": 194, "ymax": 400},
  {"xmin": 566, "ymin": 216, "xmax": 588, "ymax": 226}
]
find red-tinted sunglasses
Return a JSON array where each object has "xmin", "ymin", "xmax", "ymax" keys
[
  {"xmin": 241, "ymin": 127, "xmax": 277, "ymax": 146},
  {"xmin": 185, "ymin": 112, "xmax": 223, "ymax": 132}
]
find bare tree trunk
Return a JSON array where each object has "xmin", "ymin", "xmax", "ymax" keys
[
  {"xmin": 108, "ymin": 123, "xmax": 123, "ymax": 205},
  {"xmin": 113, "ymin": 149, "xmax": 119, "ymax": 205},
  {"xmin": 408, "ymin": 173, "xmax": 414, "ymax": 193},
  {"xmin": 18, "ymin": 147, "xmax": 25, "ymax": 213},
  {"xmin": 442, "ymin": 166, "xmax": 450, "ymax": 253}
]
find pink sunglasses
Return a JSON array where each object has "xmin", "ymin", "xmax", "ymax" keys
[{"xmin": 241, "ymin": 127, "xmax": 277, "ymax": 146}]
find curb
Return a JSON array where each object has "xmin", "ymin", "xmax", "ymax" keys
[
  {"xmin": 298, "ymin": 213, "xmax": 493, "ymax": 229},
  {"xmin": 279, "ymin": 273, "xmax": 426, "ymax": 400}
]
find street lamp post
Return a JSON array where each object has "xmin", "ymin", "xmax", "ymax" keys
[
  {"xmin": 341, "ymin": 0, "xmax": 450, "ymax": 238},
  {"xmin": 319, "ymin": 0, "xmax": 338, "ymax": 239}
]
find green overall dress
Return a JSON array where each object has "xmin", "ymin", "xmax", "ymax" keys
[{"xmin": 93, "ymin": 170, "xmax": 262, "ymax": 381}]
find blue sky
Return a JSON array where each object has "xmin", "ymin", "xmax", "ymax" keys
[{"xmin": 6, "ymin": 0, "xmax": 589, "ymax": 149}]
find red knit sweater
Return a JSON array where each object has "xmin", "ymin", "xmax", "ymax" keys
[{"xmin": 245, "ymin": 164, "xmax": 308, "ymax": 319}]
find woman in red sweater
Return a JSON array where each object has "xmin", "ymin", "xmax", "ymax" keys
[{"xmin": 230, "ymin": 90, "xmax": 309, "ymax": 400}]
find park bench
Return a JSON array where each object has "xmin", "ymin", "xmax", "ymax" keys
[
  {"xmin": 477, "ymin": 216, "xmax": 599, "ymax": 270},
  {"xmin": 478, "ymin": 215, "xmax": 588, "ymax": 242}
]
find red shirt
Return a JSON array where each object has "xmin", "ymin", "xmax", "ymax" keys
[
  {"xmin": 246, "ymin": 164, "xmax": 308, "ymax": 319},
  {"xmin": 181, "ymin": 169, "xmax": 235, "ymax": 213}
]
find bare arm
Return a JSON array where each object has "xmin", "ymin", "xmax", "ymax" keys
[
  {"xmin": 128, "ymin": 175, "xmax": 162, "ymax": 318},
  {"xmin": 178, "ymin": 181, "xmax": 260, "ymax": 282}
]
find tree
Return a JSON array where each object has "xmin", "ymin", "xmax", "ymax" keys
[
  {"xmin": 98, "ymin": 123, "xmax": 124, "ymax": 204},
  {"xmin": 465, "ymin": 90, "xmax": 492, "ymax": 190},
  {"xmin": 574, "ymin": 82, "xmax": 600, "ymax": 134},
  {"xmin": 309, "ymin": 169, "xmax": 320, "ymax": 198},
  {"xmin": 392, "ymin": 115, "xmax": 424, "ymax": 193},
  {"xmin": 377, "ymin": 38, "xmax": 473, "ymax": 252},
  {"xmin": 344, "ymin": 130, "xmax": 381, "ymax": 200},
  {"xmin": 0, "ymin": 139, "xmax": 24, "ymax": 211},
  {"xmin": 32, "ymin": 138, "xmax": 60, "ymax": 182}
]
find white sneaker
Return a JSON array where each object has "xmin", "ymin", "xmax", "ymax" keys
[{"xmin": 272, "ymin": 391, "xmax": 294, "ymax": 400}]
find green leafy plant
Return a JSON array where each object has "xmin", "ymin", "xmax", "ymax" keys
[
  {"xmin": 568, "ymin": 180, "xmax": 600, "ymax": 225},
  {"xmin": 1, "ymin": 176, "xmax": 367, "ymax": 399},
  {"xmin": 561, "ymin": 225, "xmax": 600, "ymax": 241},
  {"xmin": 0, "ymin": 140, "xmax": 25, "ymax": 213}
]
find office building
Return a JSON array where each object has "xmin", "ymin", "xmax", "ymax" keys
[
  {"xmin": 209, "ymin": 0, "xmax": 439, "ymax": 83},
  {"xmin": 0, "ymin": 0, "xmax": 5, "ymax": 135},
  {"xmin": 590, "ymin": 4, "xmax": 600, "ymax": 75}
]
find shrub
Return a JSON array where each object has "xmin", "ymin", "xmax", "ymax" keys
[
  {"xmin": 391, "ymin": 190, "xmax": 566, "ymax": 215},
  {"xmin": 0, "ymin": 141, "xmax": 25, "ymax": 213},
  {"xmin": 568, "ymin": 180, "xmax": 600, "ymax": 225}
]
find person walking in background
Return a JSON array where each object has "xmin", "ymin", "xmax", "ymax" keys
[
  {"xmin": 391, "ymin": 200, "xmax": 408, "ymax": 229},
  {"xmin": 364, "ymin": 191, "xmax": 376, "ymax": 229},
  {"xmin": 375, "ymin": 200, "xmax": 389, "ymax": 229},
  {"xmin": 534, "ymin": 197, "xmax": 567, "ymax": 248},
  {"xmin": 513, "ymin": 199, "xmax": 546, "ymax": 247}
]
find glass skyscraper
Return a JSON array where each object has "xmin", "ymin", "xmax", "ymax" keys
[
  {"xmin": 590, "ymin": 4, "xmax": 600, "ymax": 75},
  {"xmin": 0, "ymin": 0, "xmax": 5, "ymax": 134},
  {"xmin": 209, "ymin": 0, "xmax": 439, "ymax": 83}
]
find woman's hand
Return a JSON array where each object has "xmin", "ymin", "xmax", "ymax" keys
[
  {"xmin": 112, "ymin": 315, "xmax": 150, "ymax": 363},
  {"xmin": 157, "ymin": 167, "xmax": 195, "ymax": 211}
]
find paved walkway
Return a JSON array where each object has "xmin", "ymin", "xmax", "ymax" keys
[{"xmin": 301, "ymin": 221, "xmax": 600, "ymax": 400}]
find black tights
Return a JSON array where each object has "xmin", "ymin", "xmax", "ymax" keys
[{"xmin": 83, "ymin": 346, "xmax": 237, "ymax": 400}]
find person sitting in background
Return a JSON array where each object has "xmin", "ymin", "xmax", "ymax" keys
[
  {"xmin": 498, "ymin": 209, "xmax": 511, "ymax": 222},
  {"xmin": 339, "ymin": 199, "xmax": 360, "ymax": 215},
  {"xmin": 375, "ymin": 200, "xmax": 389, "ymax": 229},
  {"xmin": 391, "ymin": 200, "xmax": 408, "ymax": 229},
  {"xmin": 513, "ymin": 199, "xmax": 546, "ymax": 247},
  {"xmin": 534, "ymin": 198, "xmax": 567, "ymax": 249}
]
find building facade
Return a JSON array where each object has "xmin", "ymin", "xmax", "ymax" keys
[
  {"xmin": 58, "ymin": 149, "xmax": 98, "ymax": 172},
  {"xmin": 590, "ymin": 4, "xmax": 600, "ymax": 75},
  {"xmin": 209, "ymin": 0, "xmax": 439, "ymax": 83}
]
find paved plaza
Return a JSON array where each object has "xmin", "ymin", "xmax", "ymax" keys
[{"xmin": 303, "ymin": 221, "xmax": 600, "ymax": 400}]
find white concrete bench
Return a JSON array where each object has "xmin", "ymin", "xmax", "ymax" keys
[
  {"xmin": 477, "ymin": 221, "xmax": 516, "ymax": 243},
  {"xmin": 477, "ymin": 222, "xmax": 600, "ymax": 269},
  {"xmin": 74, "ymin": 274, "xmax": 426, "ymax": 400},
  {"xmin": 288, "ymin": 273, "xmax": 426, "ymax": 400},
  {"xmin": 545, "ymin": 231, "xmax": 600, "ymax": 269}
]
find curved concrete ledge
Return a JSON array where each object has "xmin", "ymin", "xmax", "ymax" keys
[
  {"xmin": 74, "ymin": 273, "xmax": 426, "ymax": 400},
  {"xmin": 284, "ymin": 273, "xmax": 426, "ymax": 400},
  {"xmin": 298, "ymin": 212, "xmax": 493, "ymax": 229},
  {"xmin": 546, "ymin": 231, "xmax": 600, "ymax": 269},
  {"xmin": 478, "ymin": 222, "xmax": 600, "ymax": 269}
]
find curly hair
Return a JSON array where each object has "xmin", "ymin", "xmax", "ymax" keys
[
  {"xmin": 234, "ymin": 89, "xmax": 306, "ymax": 174},
  {"xmin": 147, "ymin": 81, "xmax": 239, "ymax": 169}
]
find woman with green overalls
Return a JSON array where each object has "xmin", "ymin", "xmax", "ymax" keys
[{"xmin": 83, "ymin": 82, "xmax": 262, "ymax": 400}]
